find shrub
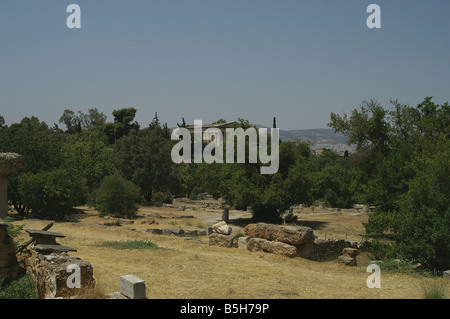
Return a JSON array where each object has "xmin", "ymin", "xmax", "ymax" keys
[
  {"xmin": 152, "ymin": 191, "xmax": 173, "ymax": 204},
  {"xmin": 90, "ymin": 174, "xmax": 141, "ymax": 217},
  {"xmin": 189, "ymin": 186, "xmax": 204, "ymax": 200},
  {"xmin": 18, "ymin": 169, "xmax": 85, "ymax": 220},
  {"xmin": 421, "ymin": 280, "xmax": 448, "ymax": 299},
  {"xmin": 0, "ymin": 272, "xmax": 38, "ymax": 299}
]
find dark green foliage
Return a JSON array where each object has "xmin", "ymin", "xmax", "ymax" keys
[
  {"xmin": 103, "ymin": 107, "xmax": 140, "ymax": 144},
  {"xmin": 61, "ymin": 130, "xmax": 117, "ymax": 195},
  {"xmin": 0, "ymin": 116, "xmax": 65, "ymax": 216},
  {"xmin": 114, "ymin": 113, "xmax": 182, "ymax": 201},
  {"xmin": 90, "ymin": 174, "xmax": 141, "ymax": 217},
  {"xmin": 331, "ymin": 97, "xmax": 450, "ymax": 272},
  {"xmin": 197, "ymin": 138, "xmax": 314, "ymax": 223},
  {"xmin": 59, "ymin": 108, "xmax": 107, "ymax": 134},
  {"xmin": 152, "ymin": 191, "xmax": 173, "ymax": 204},
  {"xmin": 18, "ymin": 169, "xmax": 84, "ymax": 220},
  {"xmin": 0, "ymin": 273, "xmax": 38, "ymax": 299}
]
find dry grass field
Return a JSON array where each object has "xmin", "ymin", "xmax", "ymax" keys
[{"xmin": 10, "ymin": 199, "xmax": 448, "ymax": 299}]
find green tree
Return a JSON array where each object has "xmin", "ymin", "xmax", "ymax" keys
[
  {"xmin": 0, "ymin": 117, "xmax": 64, "ymax": 216},
  {"xmin": 59, "ymin": 108, "xmax": 107, "ymax": 134},
  {"xmin": 196, "ymin": 139, "xmax": 314, "ymax": 222},
  {"xmin": 103, "ymin": 108, "xmax": 140, "ymax": 144},
  {"xmin": 18, "ymin": 169, "xmax": 84, "ymax": 220},
  {"xmin": 332, "ymin": 97, "xmax": 450, "ymax": 271},
  {"xmin": 61, "ymin": 130, "xmax": 116, "ymax": 196},
  {"xmin": 89, "ymin": 174, "xmax": 141, "ymax": 217},
  {"xmin": 390, "ymin": 135, "xmax": 450, "ymax": 271},
  {"xmin": 114, "ymin": 113, "xmax": 181, "ymax": 201}
]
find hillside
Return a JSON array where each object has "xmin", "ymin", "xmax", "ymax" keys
[{"xmin": 256, "ymin": 126, "xmax": 355, "ymax": 153}]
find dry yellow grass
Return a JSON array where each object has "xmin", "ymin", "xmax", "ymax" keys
[{"xmin": 10, "ymin": 201, "xmax": 448, "ymax": 299}]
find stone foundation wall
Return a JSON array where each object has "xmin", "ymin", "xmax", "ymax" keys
[
  {"xmin": 18, "ymin": 250, "xmax": 95, "ymax": 299},
  {"xmin": 210, "ymin": 222, "xmax": 371, "ymax": 264}
]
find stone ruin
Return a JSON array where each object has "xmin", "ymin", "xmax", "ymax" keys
[
  {"xmin": 16, "ymin": 224, "xmax": 96, "ymax": 298},
  {"xmin": 209, "ymin": 222, "xmax": 370, "ymax": 266},
  {"xmin": 0, "ymin": 153, "xmax": 22, "ymax": 219},
  {"xmin": 0, "ymin": 223, "xmax": 22, "ymax": 281}
]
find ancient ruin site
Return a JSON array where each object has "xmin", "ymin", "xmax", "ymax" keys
[{"xmin": 2, "ymin": 198, "xmax": 444, "ymax": 299}]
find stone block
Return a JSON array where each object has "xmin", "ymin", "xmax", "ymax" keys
[
  {"xmin": 244, "ymin": 223, "xmax": 314, "ymax": 245},
  {"xmin": 120, "ymin": 275, "xmax": 146, "ymax": 299},
  {"xmin": 342, "ymin": 247, "xmax": 359, "ymax": 258},
  {"xmin": 247, "ymin": 237, "xmax": 298, "ymax": 258},
  {"xmin": 162, "ymin": 228, "xmax": 184, "ymax": 236},
  {"xmin": 208, "ymin": 233, "xmax": 238, "ymax": 248},
  {"xmin": 338, "ymin": 255, "xmax": 357, "ymax": 266},
  {"xmin": 237, "ymin": 236, "xmax": 250, "ymax": 249}
]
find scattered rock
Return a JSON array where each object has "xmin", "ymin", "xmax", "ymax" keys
[
  {"xmin": 184, "ymin": 229, "xmax": 207, "ymax": 236},
  {"xmin": 208, "ymin": 233, "xmax": 238, "ymax": 248},
  {"xmin": 411, "ymin": 263, "xmax": 423, "ymax": 273},
  {"xmin": 342, "ymin": 247, "xmax": 359, "ymax": 258},
  {"xmin": 247, "ymin": 238, "xmax": 298, "ymax": 258},
  {"xmin": 141, "ymin": 219, "xmax": 156, "ymax": 225},
  {"xmin": 145, "ymin": 229, "xmax": 163, "ymax": 235},
  {"xmin": 244, "ymin": 223, "xmax": 314, "ymax": 246},
  {"xmin": 212, "ymin": 221, "xmax": 232, "ymax": 235},
  {"xmin": 237, "ymin": 236, "xmax": 250, "ymax": 249},
  {"xmin": 338, "ymin": 247, "xmax": 359, "ymax": 266},
  {"xmin": 162, "ymin": 228, "xmax": 184, "ymax": 236},
  {"xmin": 337, "ymin": 255, "xmax": 356, "ymax": 267},
  {"xmin": 284, "ymin": 210, "xmax": 298, "ymax": 224}
]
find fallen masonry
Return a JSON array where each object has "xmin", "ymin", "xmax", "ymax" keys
[
  {"xmin": 209, "ymin": 222, "xmax": 370, "ymax": 264},
  {"xmin": 337, "ymin": 248, "xmax": 360, "ymax": 266},
  {"xmin": 17, "ymin": 226, "xmax": 95, "ymax": 298},
  {"xmin": 107, "ymin": 274, "xmax": 147, "ymax": 299}
]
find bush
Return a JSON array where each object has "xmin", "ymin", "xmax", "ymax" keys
[
  {"xmin": 189, "ymin": 186, "xmax": 204, "ymax": 200},
  {"xmin": 421, "ymin": 280, "xmax": 448, "ymax": 299},
  {"xmin": 18, "ymin": 169, "xmax": 85, "ymax": 220},
  {"xmin": 152, "ymin": 192, "xmax": 173, "ymax": 204},
  {"xmin": 89, "ymin": 174, "xmax": 141, "ymax": 217},
  {"xmin": 0, "ymin": 272, "xmax": 38, "ymax": 299}
]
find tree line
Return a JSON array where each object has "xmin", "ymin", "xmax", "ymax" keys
[{"xmin": 0, "ymin": 97, "xmax": 448, "ymax": 272}]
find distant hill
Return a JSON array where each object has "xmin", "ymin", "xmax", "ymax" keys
[
  {"xmin": 171, "ymin": 123, "xmax": 355, "ymax": 153},
  {"xmin": 255, "ymin": 125, "xmax": 355, "ymax": 153}
]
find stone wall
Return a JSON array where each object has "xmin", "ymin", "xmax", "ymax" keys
[
  {"xmin": 209, "ymin": 222, "xmax": 371, "ymax": 263},
  {"xmin": 0, "ymin": 224, "xmax": 22, "ymax": 280},
  {"xmin": 18, "ymin": 250, "xmax": 95, "ymax": 299}
]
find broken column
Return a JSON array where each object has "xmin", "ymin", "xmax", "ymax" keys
[{"xmin": 0, "ymin": 153, "xmax": 22, "ymax": 219}]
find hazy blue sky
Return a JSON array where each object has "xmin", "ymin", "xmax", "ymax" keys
[{"xmin": 1, "ymin": 0, "xmax": 449, "ymax": 130}]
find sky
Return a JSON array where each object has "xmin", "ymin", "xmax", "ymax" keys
[{"xmin": 1, "ymin": 0, "xmax": 449, "ymax": 130}]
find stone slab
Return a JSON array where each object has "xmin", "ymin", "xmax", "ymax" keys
[{"xmin": 120, "ymin": 275, "xmax": 146, "ymax": 299}]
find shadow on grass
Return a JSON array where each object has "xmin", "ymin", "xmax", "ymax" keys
[{"xmin": 293, "ymin": 220, "xmax": 328, "ymax": 230}]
